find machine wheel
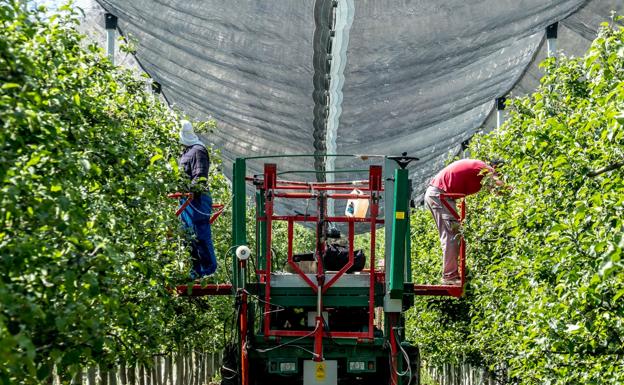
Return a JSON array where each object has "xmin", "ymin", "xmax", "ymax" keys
[
  {"xmin": 404, "ymin": 344, "xmax": 420, "ymax": 385},
  {"xmin": 220, "ymin": 343, "xmax": 239, "ymax": 385}
]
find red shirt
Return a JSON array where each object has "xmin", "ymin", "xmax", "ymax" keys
[{"xmin": 430, "ymin": 159, "xmax": 494, "ymax": 196}]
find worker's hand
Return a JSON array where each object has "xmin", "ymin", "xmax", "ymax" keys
[{"xmin": 495, "ymin": 184, "xmax": 513, "ymax": 196}]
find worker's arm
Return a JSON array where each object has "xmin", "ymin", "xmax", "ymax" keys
[
  {"xmin": 491, "ymin": 171, "xmax": 513, "ymax": 193},
  {"xmin": 483, "ymin": 166, "xmax": 512, "ymax": 193}
]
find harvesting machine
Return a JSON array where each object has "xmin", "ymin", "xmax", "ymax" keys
[{"xmin": 176, "ymin": 154, "xmax": 467, "ymax": 385}]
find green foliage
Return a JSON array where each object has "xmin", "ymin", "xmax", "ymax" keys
[
  {"xmin": 0, "ymin": 2, "xmax": 232, "ymax": 384},
  {"xmin": 406, "ymin": 21, "xmax": 624, "ymax": 384}
]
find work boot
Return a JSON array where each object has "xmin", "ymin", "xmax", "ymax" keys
[{"xmin": 441, "ymin": 277, "xmax": 461, "ymax": 286}]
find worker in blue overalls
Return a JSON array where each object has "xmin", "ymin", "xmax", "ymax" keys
[{"xmin": 178, "ymin": 120, "xmax": 217, "ymax": 278}]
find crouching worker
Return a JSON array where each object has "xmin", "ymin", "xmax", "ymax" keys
[{"xmin": 178, "ymin": 120, "xmax": 217, "ymax": 278}]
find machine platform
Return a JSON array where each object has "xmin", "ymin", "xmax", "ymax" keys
[
  {"xmin": 270, "ymin": 272, "xmax": 371, "ymax": 288},
  {"xmin": 413, "ymin": 284, "xmax": 463, "ymax": 297}
]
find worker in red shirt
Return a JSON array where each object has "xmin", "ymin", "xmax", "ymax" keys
[{"xmin": 425, "ymin": 159, "xmax": 506, "ymax": 285}]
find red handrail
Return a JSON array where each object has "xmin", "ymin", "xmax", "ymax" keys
[
  {"xmin": 167, "ymin": 192, "xmax": 224, "ymax": 224},
  {"xmin": 260, "ymin": 164, "xmax": 383, "ymax": 344}
]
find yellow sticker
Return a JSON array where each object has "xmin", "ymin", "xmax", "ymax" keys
[
  {"xmin": 395, "ymin": 211, "xmax": 405, "ymax": 219},
  {"xmin": 315, "ymin": 362, "xmax": 326, "ymax": 380}
]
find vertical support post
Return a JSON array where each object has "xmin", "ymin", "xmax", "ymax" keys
[
  {"xmin": 232, "ymin": 158, "xmax": 247, "ymax": 290},
  {"xmin": 384, "ymin": 158, "xmax": 401, "ymax": 312},
  {"xmin": 389, "ymin": 168, "xmax": 408, "ymax": 299},
  {"xmin": 546, "ymin": 22, "xmax": 558, "ymax": 58},
  {"xmin": 263, "ymin": 163, "xmax": 277, "ymax": 338},
  {"xmin": 314, "ymin": 316, "xmax": 324, "ymax": 362},
  {"xmin": 368, "ymin": 165, "xmax": 382, "ymax": 338},
  {"xmin": 232, "ymin": 161, "xmax": 239, "ymax": 290},
  {"xmin": 384, "ymin": 158, "xmax": 398, "ymax": 277},
  {"xmin": 287, "ymin": 218, "xmax": 294, "ymax": 263},
  {"xmin": 239, "ymin": 290, "xmax": 249, "ymax": 385},
  {"xmin": 255, "ymin": 190, "xmax": 267, "ymax": 275},
  {"xmin": 496, "ymin": 97, "xmax": 506, "ymax": 129},
  {"xmin": 314, "ymin": 191, "xmax": 326, "ymax": 361},
  {"xmin": 388, "ymin": 313, "xmax": 400, "ymax": 385},
  {"xmin": 104, "ymin": 13, "xmax": 118, "ymax": 65},
  {"xmin": 405, "ymin": 193, "xmax": 412, "ymax": 281}
]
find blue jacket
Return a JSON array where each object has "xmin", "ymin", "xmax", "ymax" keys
[{"xmin": 179, "ymin": 144, "xmax": 209, "ymax": 183}]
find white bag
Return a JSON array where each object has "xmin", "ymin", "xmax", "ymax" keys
[{"xmin": 344, "ymin": 189, "xmax": 369, "ymax": 218}]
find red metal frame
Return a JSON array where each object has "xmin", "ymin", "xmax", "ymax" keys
[
  {"xmin": 413, "ymin": 192, "xmax": 467, "ymax": 298},
  {"xmin": 273, "ymin": 192, "xmax": 372, "ymax": 199},
  {"xmin": 272, "ymin": 185, "xmax": 367, "ymax": 191},
  {"xmin": 167, "ymin": 192, "xmax": 225, "ymax": 224},
  {"xmin": 247, "ymin": 177, "xmax": 371, "ymax": 187},
  {"xmin": 269, "ymin": 329, "xmax": 372, "ymax": 339},
  {"xmin": 368, "ymin": 165, "xmax": 382, "ymax": 338},
  {"xmin": 258, "ymin": 216, "xmax": 383, "ymax": 224},
  {"xmin": 314, "ymin": 317, "xmax": 323, "ymax": 362},
  {"xmin": 389, "ymin": 313, "xmax": 399, "ymax": 385},
  {"xmin": 240, "ymin": 289, "xmax": 249, "ymax": 385},
  {"xmin": 286, "ymin": 218, "xmax": 317, "ymax": 291},
  {"xmin": 263, "ymin": 164, "xmax": 277, "ymax": 338},
  {"xmin": 258, "ymin": 164, "xmax": 383, "ymax": 343}
]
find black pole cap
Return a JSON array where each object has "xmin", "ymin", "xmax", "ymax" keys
[
  {"xmin": 496, "ymin": 97, "xmax": 506, "ymax": 111},
  {"xmin": 388, "ymin": 152, "xmax": 419, "ymax": 169},
  {"xmin": 105, "ymin": 13, "xmax": 118, "ymax": 30},
  {"xmin": 151, "ymin": 81, "xmax": 162, "ymax": 94},
  {"xmin": 546, "ymin": 22, "xmax": 558, "ymax": 39}
]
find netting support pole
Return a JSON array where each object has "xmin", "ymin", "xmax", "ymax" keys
[
  {"xmin": 496, "ymin": 97, "xmax": 506, "ymax": 128},
  {"xmin": 546, "ymin": 22, "xmax": 558, "ymax": 58},
  {"xmin": 104, "ymin": 13, "xmax": 118, "ymax": 65}
]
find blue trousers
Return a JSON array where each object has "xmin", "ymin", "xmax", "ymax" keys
[{"xmin": 179, "ymin": 193, "xmax": 217, "ymax": 277}]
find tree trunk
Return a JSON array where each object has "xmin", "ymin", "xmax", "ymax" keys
[
  {"xmin": 71, "ymin": 368, "xmax": 83, "ymax": 385},
  {"xmin": 168, "ymin": 356, "xmax": 174, "ymax": 385},
  {"xmin": 128, "ymin": 366, "xmax": 136, "ymax": 385},
  {"xmin": 99, "ymin": 365, "xmax": 109, "ymax": 385},
  {"xmin": 176, "ymin": 353, "xmax": 184, "ymax": 385},
  {"xmin": 199, "ymin": 352, "xmax": 208, "ymax": 385},
  {"xmin": 153, "ymin": 358, "xmax": 161, "ymax": 385},
  {"xmin": 109, "ymin": 368, "xmax": 118, "ymax": 385},
  {"xmin": 207, "ymin": 352, "xmax": 213, "ymax": 381},
  {"xmin": 194, "ymin": 352, "xmax": 200, "ymax": 385},
  {"xmin": 119, "ymin": 364, "xmax": 127, "ymax": 385},
  {"xmin": 188, "ymin": 352, "xmax": 193, "ymax": 385},
  {"xmin": 163, "ymin": 357, "xmax": 170, "ymax": 385},
  {"xmin": 139, "ymin": 365, "xmax": 146, "ymax": 385},
  {"xmin": 87, "ymin": 367, "xmax": 97, "ymax": 385},
  {"xmin": 152, "ymin": 358, "xmax": 157, "ymax": 385},
  {"xmin": 145, "ymin": 364, "xmax": 153, "ymax": 385}
]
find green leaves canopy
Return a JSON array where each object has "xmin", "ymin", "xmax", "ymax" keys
[
  {"xmin": 407, "ymin": 21, "xmax": 624, "ymax": 385},
  {"xmin": 0, "ymin": 2, "xmax": 233, "ymax": 384}
]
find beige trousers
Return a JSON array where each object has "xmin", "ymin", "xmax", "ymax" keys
[{"xmin": 424, "ymin": 185, "xmax": 460, "ymax": 279}]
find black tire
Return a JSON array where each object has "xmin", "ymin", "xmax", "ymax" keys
[{"xmin": 220, "ymin": 343, "xmax": 239, "ymax": 385}]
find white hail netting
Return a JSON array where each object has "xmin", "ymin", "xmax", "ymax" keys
[{"xmin": 82, "ymin": 0, "xmax": 622, "ymax": 209}]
